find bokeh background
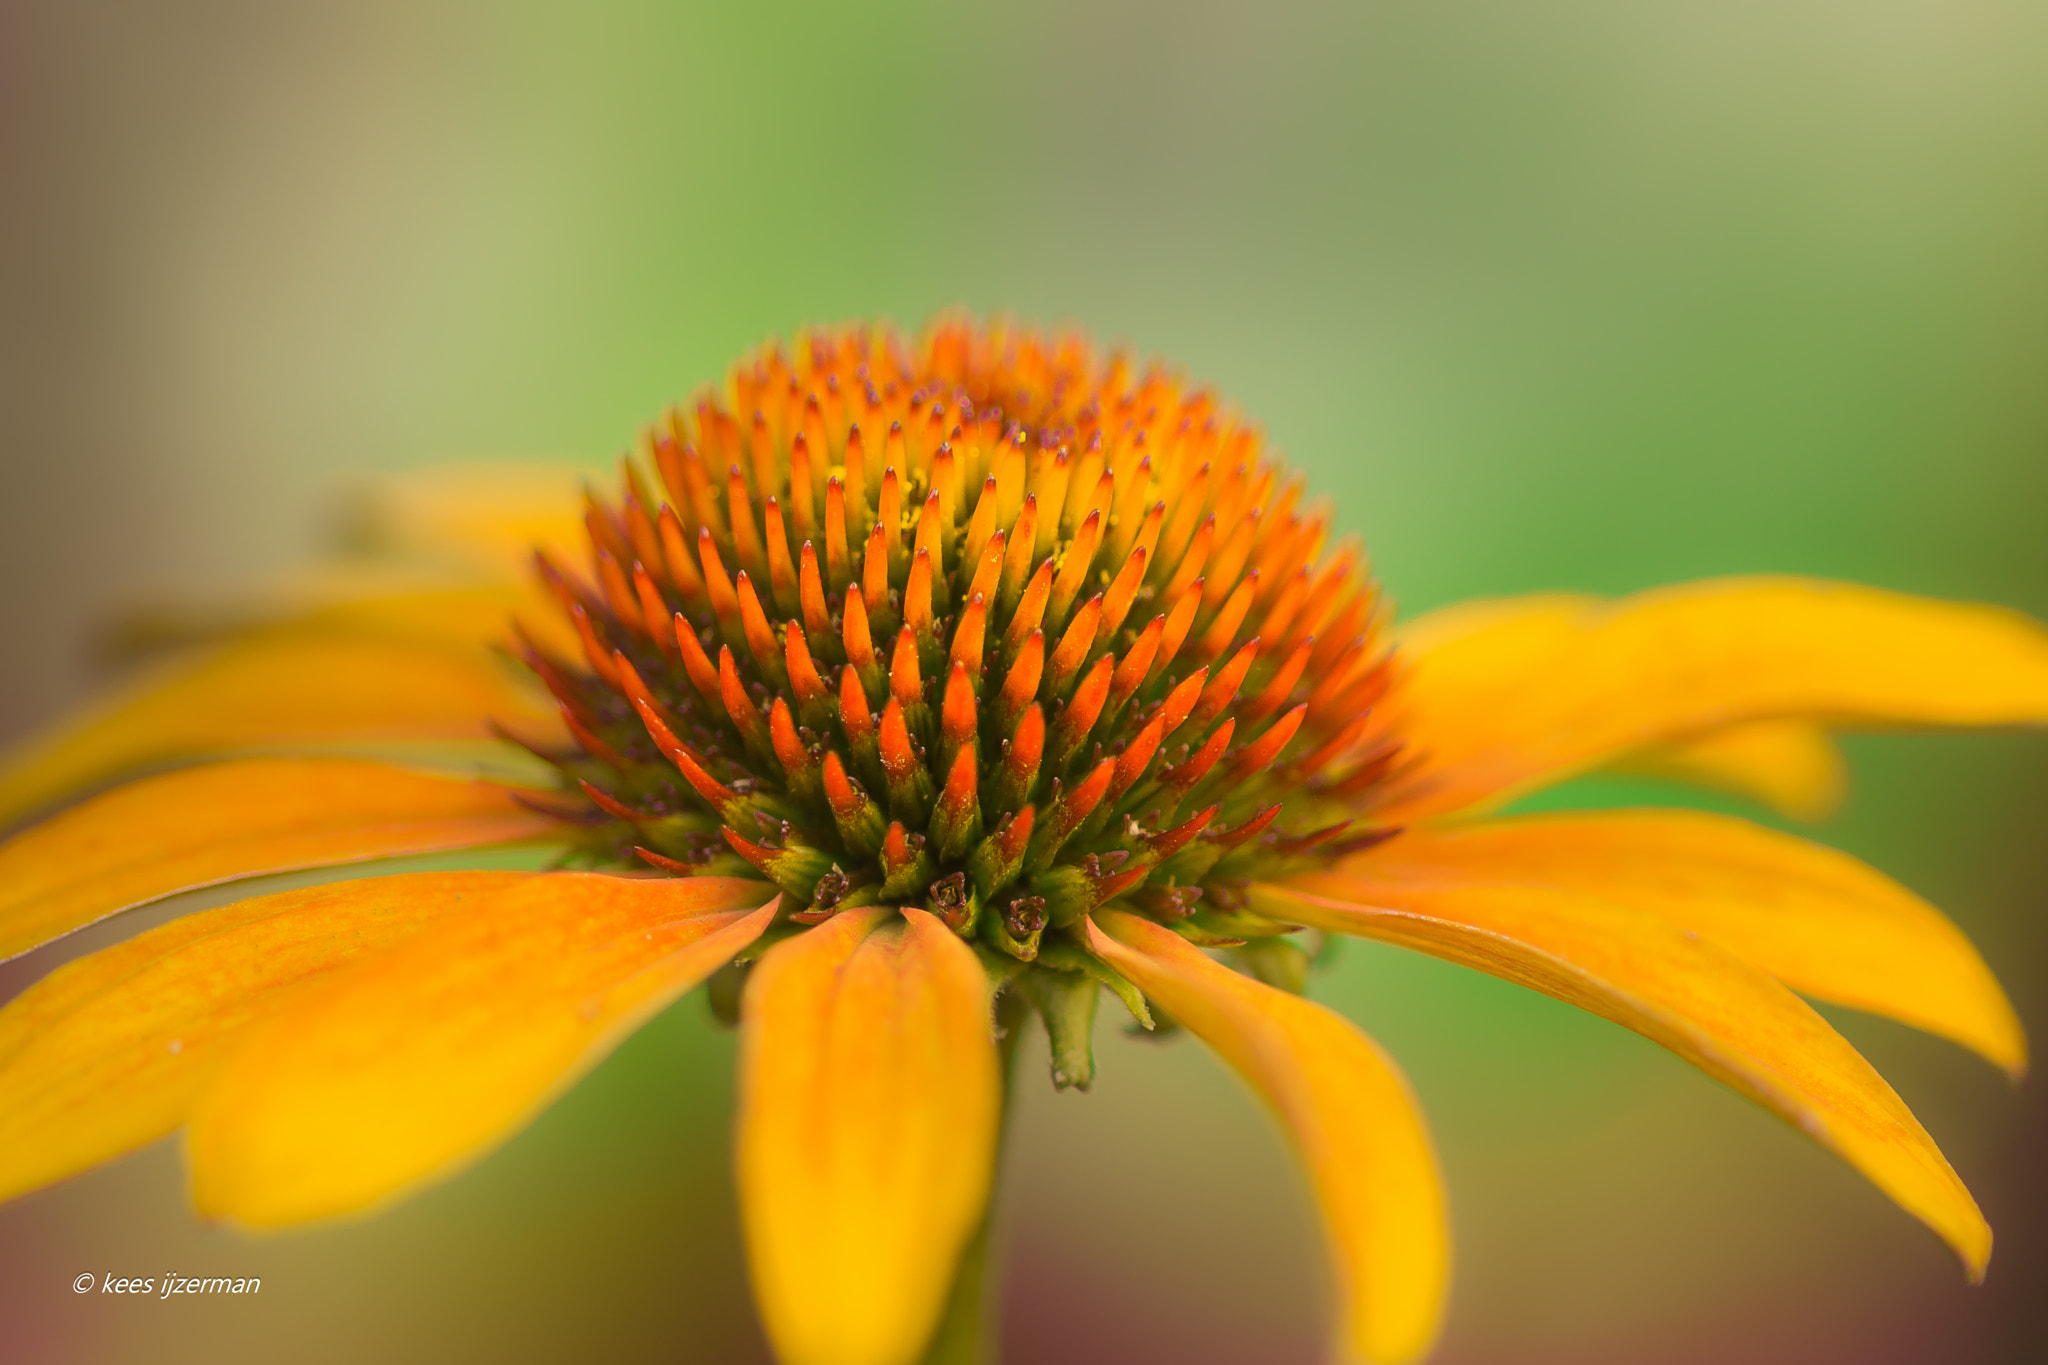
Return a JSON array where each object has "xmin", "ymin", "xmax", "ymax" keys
[{"xmin": 3, "ymin": 1, "xmax": 2046, "ymax": 1361}]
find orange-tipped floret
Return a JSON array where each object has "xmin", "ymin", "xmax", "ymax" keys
[{"xmin": 532, "ymin": 318, "xmax": 1400, "ymax": 964}]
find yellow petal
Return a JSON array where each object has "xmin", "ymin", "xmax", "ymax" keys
[
  {"xmin": 294, "ymin": 585, "xmax": 573, "ymax": 657},
  {"xmin": 348, "ymin": 461, "xmax": 591, "ymax": 581},
  {"xmin": 1391, "ymin": 591, "xmax": 1595, "ymax": 656},
  {"xmin": 737, "ymin": 907, "xmax": 1001, "ymax": 1365},
  {"xmin": 1382, "ymin": 577, "xmax": 2048, "ymax": 819},
  {"xmin": 1085, "ymin": 911, "xmax": 1449, "ymax": 1365},
  {"xmin": 1398, "ymin": 597, "xmax": 1846, "ymax": 819},
  {"xmin": 0, "ymin": 758, "xmax": 559, "ymax": 963},
  {"xmin": 187, "ymin": 874, "xmax": 777, "ymax": 1227},
  {"xmin": 0, "ymin": 629, "xmax": 561, "ymax": 831},
  {"xmin": 0, "ymin": 870, "xmax": 531, "ymax": 1207},
  {"xmin": 1349, "ymin": 810, "xmax": 2025, "ymax": 1076},
  {"xmin": 1253, "ymin": 875, "xmax": 1993, "ymax": 1278},
  {"xmin": 1617, "ymin": 719, "xmax": 1847, "ymax": 822},
  {"xmin": 108, "ymin": 582, "xmax": 569, "ymax": 664}
]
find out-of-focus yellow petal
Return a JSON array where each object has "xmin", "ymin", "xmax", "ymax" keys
[
  {"xmin": 1382, "ymin": 577, "xmax": 2048, "ymax": 820},
  {"xmin": 107, "ymin": 582, "xmax": 571, "ymax": 666},
  {"xmin": 1253, "ymin": 874, "xmax": 1993, "ymax": 1278},
  {"xmin": 1391, "ymin": 592, "xmax": 1593, "ymax": 658},
  {"xmin": 737, "ymin": 907, "xmax": 1001, "ymax": 1365},
  {"xmin": 292, "ymin": 585, "xmax": 573, "ymax": 657},
  {"xmin": 0, "ymin": 758, "xmax": 559, "ymax": 963},
  {"xmin": 0, "ymin": 871, "xmax": 530, "ymax": 1206},
  {"xmin": 109, "ymin": 459, "xmax": 587, "ymax": 662},
  {"xmin": 1398, "ymin": 597, "xmax": 1847, "ymax": 819},
  {"xmin": 1085, "ymin": 911, "xmax": 1448, "ymax": 1365},
  {"xmin": 1348, "ymin": 810, "xmax": 2025, "ymax": 1076},
  {"xmin": 346, "ymin": 461, "xmax": 591, "ymax": 581},
  {"xmin": 1617, "ymin": 719, "xmax": 1847, "ymax": 822},
  {"xmin": 0, "ymin": 630, "xmax": 563, "ymax": 831},
  {"xmin": 187, "ymin": 875, "xmax": 777, "ymax": 1227}
]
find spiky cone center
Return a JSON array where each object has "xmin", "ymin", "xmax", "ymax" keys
[{"xmin": 525, "ymin": 319, "xmax": 1403, "ymax": 1005}]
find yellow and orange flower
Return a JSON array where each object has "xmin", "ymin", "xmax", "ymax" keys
[{"xmin": 3, "ymin": 319, "xmax": 2044, "ymax": 1365}]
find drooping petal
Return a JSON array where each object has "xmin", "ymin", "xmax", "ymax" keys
[
  {"xmin": 1253, "ymin": 875, "xmax": 1993, "ymax": 1277},
  {"xmin": 0, "ymin": 871, "xmax": 532, "ymax": 1206},
  {"xmin": 1381, "ymin": 578, "xmax": 2048, "ymax": 819},
  {"xmin": 737, "ymin": 907, "xmax": 1002, "ymax": 1365},
  {"xmin": 0, "ymin": 758, "xmax": 559, "ymax": 963},
  {"xmin": 187, "ymin": 874, "xmax": 777, "ymax": 1227},
  {"xmin": 0, "ymin": 630, "xmax": 563, "ymax": 830},
  {"xmin": 1615, "ymin": 719, "xmax": 1847, "ymax": 822},
  {"xmin": 1345, "ymin": 810, "xmax": 2025, "ymax": 1076},
  {"xmin": 1085, "ymin": 911, "xmax": 1449, "ymax": 1365}
]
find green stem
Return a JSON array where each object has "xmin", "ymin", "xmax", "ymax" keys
[
  {"xmin": 918, "ymin": 990, "xmax": 1030, "ymax": 1365},
  {"xmin": 917, "ymin": 1215, "xmax": 996, "ymax": 1365}
]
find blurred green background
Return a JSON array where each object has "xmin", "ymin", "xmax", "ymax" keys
[{"xmin": 3, "ymin": 1, "xmax": 2045, "ymax": 1361}]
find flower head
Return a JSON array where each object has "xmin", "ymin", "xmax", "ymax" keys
[
  {"xmin": 3, "ymin": 318, "xmax": 2046, "ymax": 1365},
  {"xmin": 536, "ymin": 319, "xmax": 1397, "ymax": 981}
]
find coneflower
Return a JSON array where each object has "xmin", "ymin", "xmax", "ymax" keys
[{"xmin": 2, "ymin": 318, "xmax": 2045, "ymax": 1365}]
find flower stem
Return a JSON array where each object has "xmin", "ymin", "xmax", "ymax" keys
[
  {"xmin": 917, "ymin": 1217, "xmax": 996, "ymax": 1365},
  {"xmin": 918, "ymin": 989, "xmax": 1031, "ymax": 1365}
]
